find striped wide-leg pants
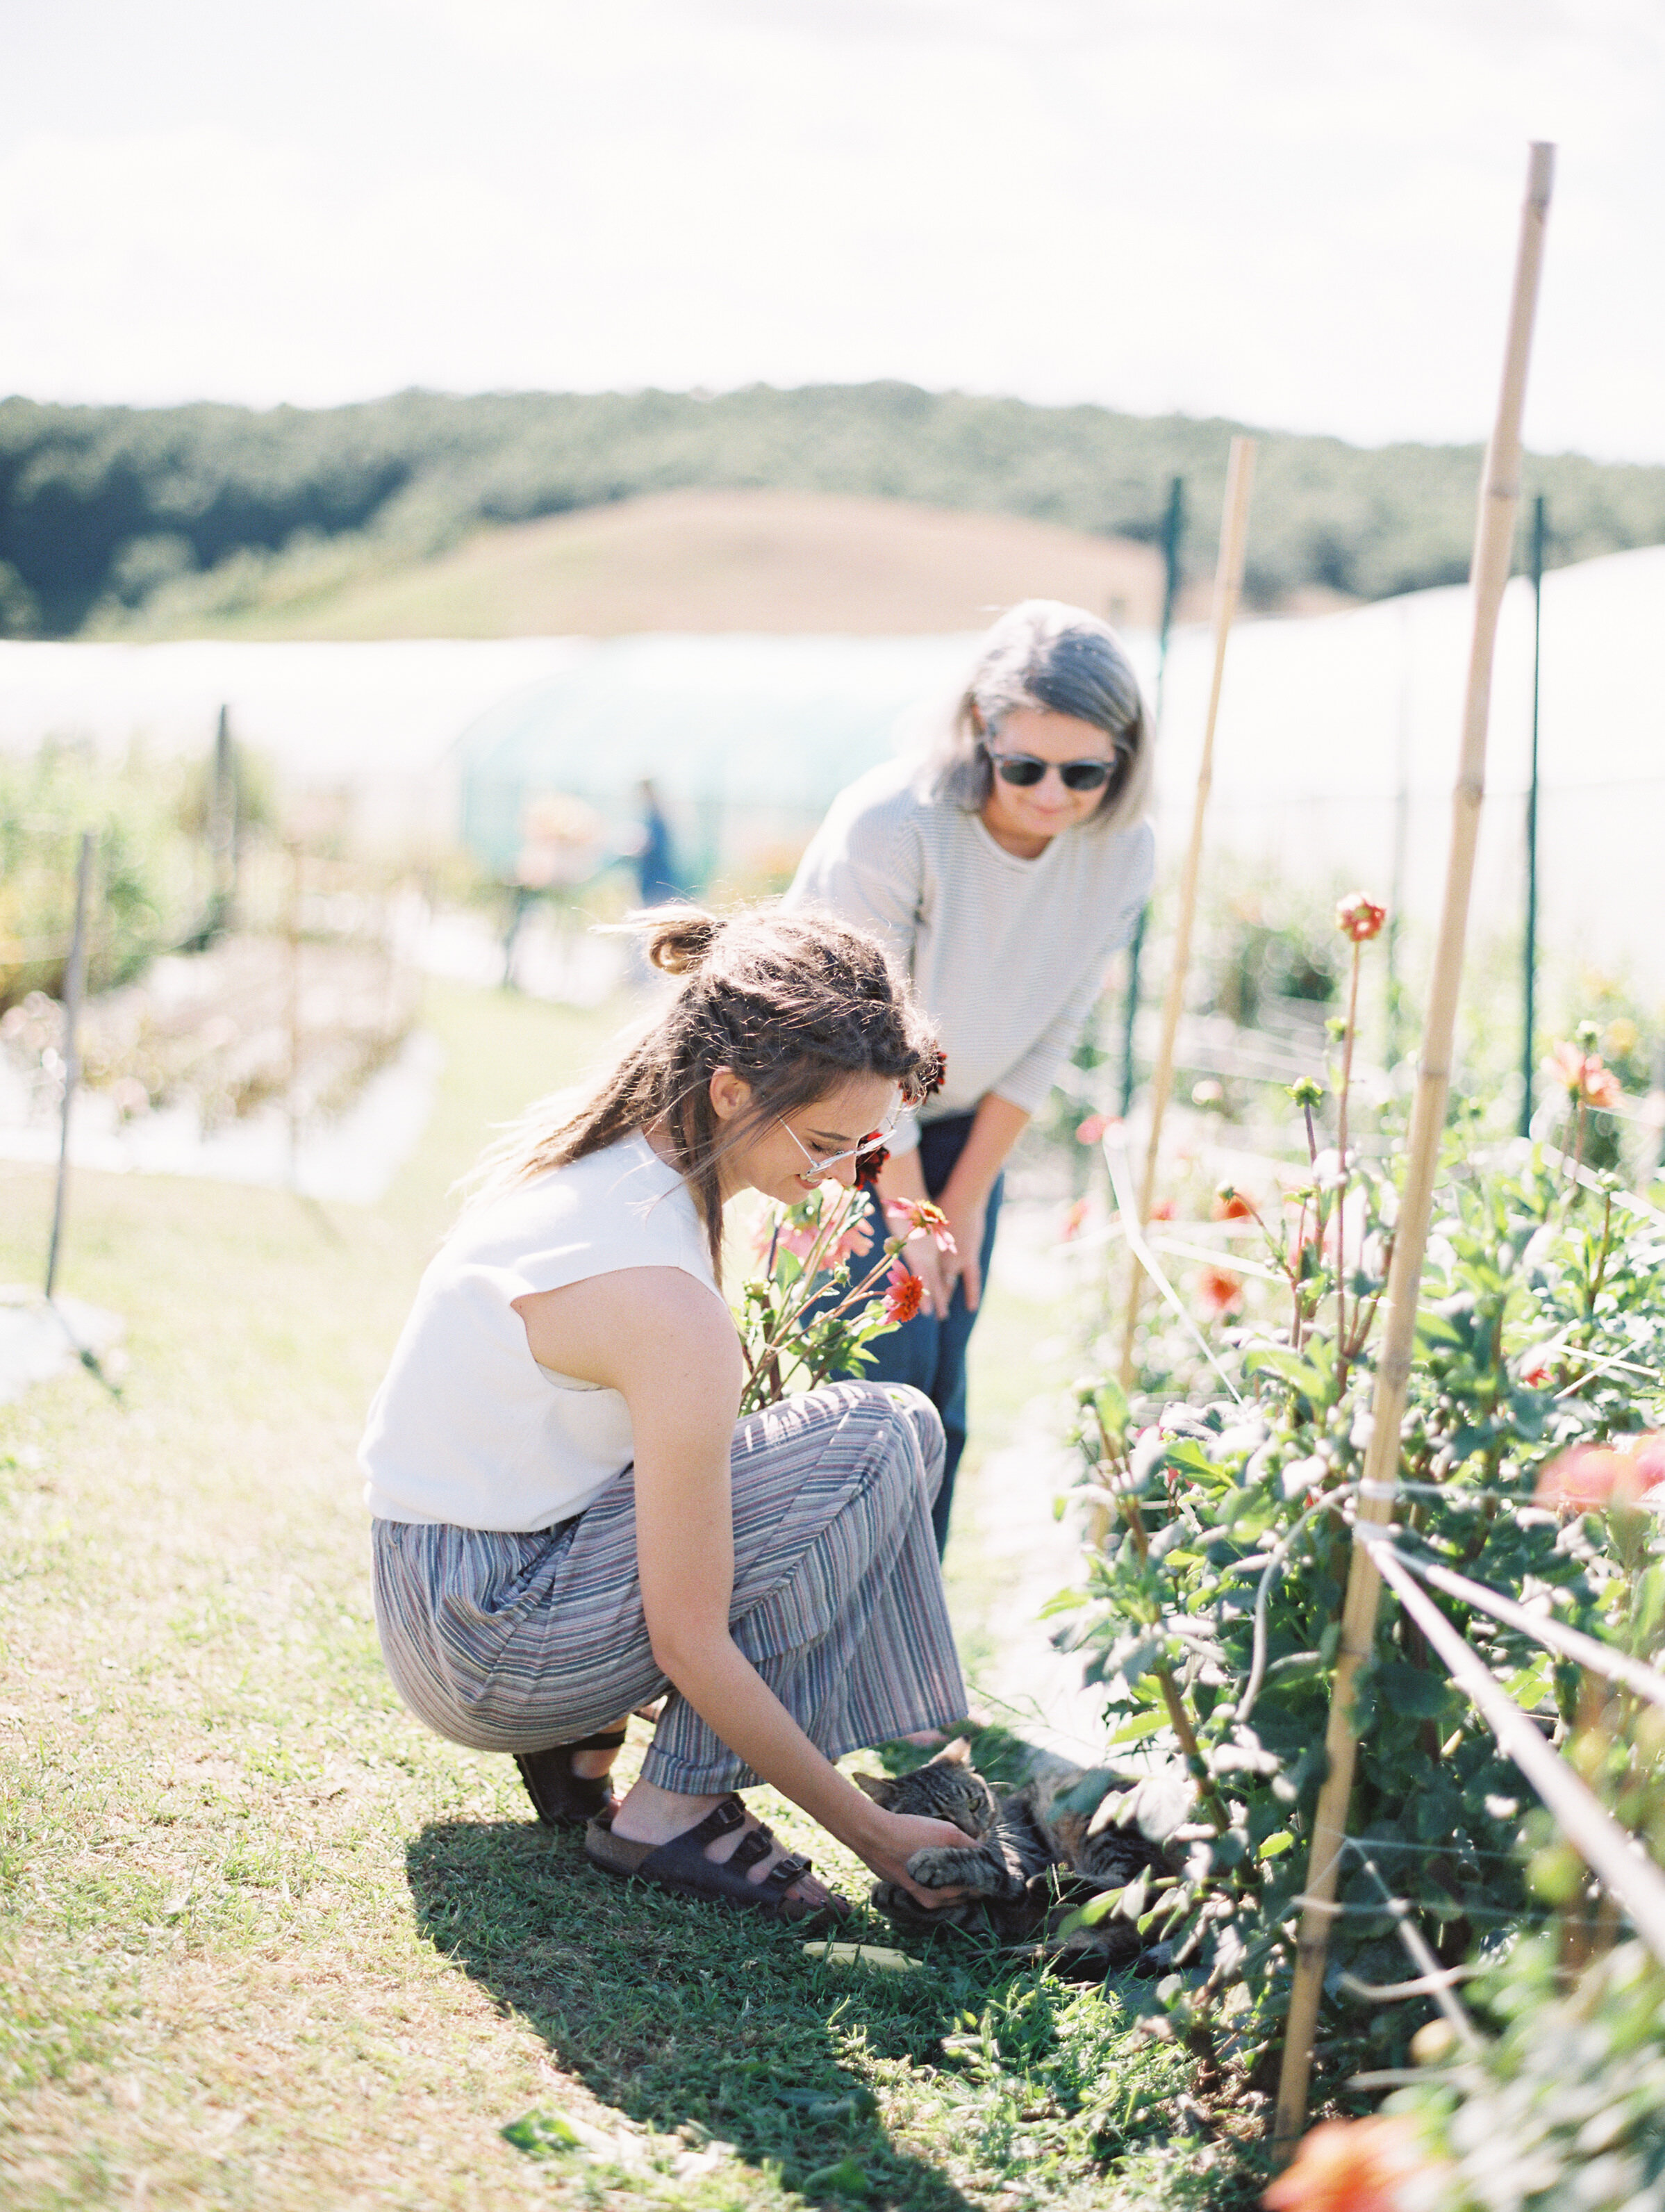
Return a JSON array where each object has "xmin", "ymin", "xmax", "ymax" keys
[{"xmin": 370, "ymin": 1380, "xmax": 966, "ymax": 1794}]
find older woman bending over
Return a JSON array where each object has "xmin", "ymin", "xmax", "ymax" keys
[{"xmin": 785, "ymin": 600, "xmax": 1154, "ymax": 1552}]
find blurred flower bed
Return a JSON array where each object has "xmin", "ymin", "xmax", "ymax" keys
[
  {"xmin": 0, "ymin": 744, "xmax": 212, "ymax": 1011},
  {"xmin": 1, "ymin": 927, "xmax": 417, "ymax": 1141}
]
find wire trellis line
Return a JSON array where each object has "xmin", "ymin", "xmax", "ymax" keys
[
  {"xmin": 1361, "ymin": 1531, "xmax": 1665, "ymax": 1713},
  {"xmin": 1101, "ymin": 1128, "xmax": 1243, "ymax": 1403},
  {"xmin": 1362, "ymin": 1533, "xmax": 1665, "ymax": 1966}
]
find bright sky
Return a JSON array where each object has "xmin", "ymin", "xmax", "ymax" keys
[{"xmin": 3, "ymin": 0, "xmax": 1660, "ymax": 461}]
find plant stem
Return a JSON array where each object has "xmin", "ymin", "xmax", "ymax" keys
[
  {"xmin": 1345, "ymin": 1232, "xmax": 1395, "ymax": 1360},
  {"xmin": 1113, "ymin": 1492, "xmax": 1231, "ymax": 1831},
  {"xmin": 1587, "ymin": 1186, "xmax": 1615, "ymax": 1316},
  {"xmin": 1291, "ymin": 1194, "xmax": 1309, "ymax": 1351}
]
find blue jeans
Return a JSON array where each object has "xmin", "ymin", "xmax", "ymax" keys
[{"xmin": 856, "ymin": 1113, "xmax": 1003, "ymax": 1557}]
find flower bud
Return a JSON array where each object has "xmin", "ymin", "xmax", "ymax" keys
[{"xmin": 1335, "ymin": 892, "xmax": 1386, "ymax": 942}]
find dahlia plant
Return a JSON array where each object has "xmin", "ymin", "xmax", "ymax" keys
[
  {"xmin": 1054, "ymin": 894, "xmax": 1665, "ymax": 2106},
  {"xmin": 735, "ymin": 1180, "xmax": 954, "ymax": 1414}
]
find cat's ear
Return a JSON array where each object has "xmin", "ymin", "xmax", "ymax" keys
[
  {"xmin": 852, "ymin": 1771, "xmax": 895, "ymax": 1806},
  {"xmin": 936, "ymin": 1735, "xmax": 972, "ymax": 1767}
]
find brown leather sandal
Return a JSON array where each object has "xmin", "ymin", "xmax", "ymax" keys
[
  {"xmin": 584, "ymin": 1794, "xmax": 850, "ymax": 1926},
  {"xmin": 515, "ymin": 1727, "xmax": 629, "ymax": 1827}
]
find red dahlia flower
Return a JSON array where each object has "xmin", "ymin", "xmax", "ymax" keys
[
  {"xmin": 1547, "ymin": 1039, "xmax": 1622, "ymax": 1108},
  {"xmin": 884, "ymin": 1198, "xmax": 955, "ymax": 1251},
  {"xmin": 882, "ymin": 1264, "xmax": 924, "ymax": 1326},
  {"xmin": 1264, "ymin": 2115, "xmax": 1441, "ymax": 2212},
  {"xmin": 1536, "ymin": 1433, "xmax": 1665, "ymax": 1512}
]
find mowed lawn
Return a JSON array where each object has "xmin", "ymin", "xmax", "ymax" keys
[{"xmin": 0, "ymin": 980, "xmax": 1200, "ymax": 2212}]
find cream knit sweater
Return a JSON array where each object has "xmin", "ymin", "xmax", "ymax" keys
[{"xmin": 784, "ymin": 758, "xmax": 1153, "ymax": 1152}]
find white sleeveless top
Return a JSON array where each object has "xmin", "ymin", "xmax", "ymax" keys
[{"xmin": 359, "ymin": 1134, "xmax": 722, "ymax": 1530}]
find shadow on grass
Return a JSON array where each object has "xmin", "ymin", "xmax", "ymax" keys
[{"xmin": 407, "ymin": 1816, "xmax": 992, "ymax": 2210}]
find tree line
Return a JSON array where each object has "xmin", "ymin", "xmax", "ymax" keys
[{"xmin": 3, "ymin": 382, "xmax": 1664, "ymax": 636}]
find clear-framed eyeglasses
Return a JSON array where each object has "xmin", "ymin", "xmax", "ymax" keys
[{"xmin": 778, "ymin": 1103, "xmax": 904, "ymax": 1183}]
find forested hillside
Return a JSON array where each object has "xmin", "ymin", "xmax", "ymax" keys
[{"xmin": 3, "ymin": 383, "xmax": 1663, "ymax": 637}]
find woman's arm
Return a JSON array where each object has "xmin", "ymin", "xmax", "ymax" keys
[
  {"xmin": 515, "ymin": 1267, "xmax": 969, "ymax": 1900},
  {"xmin": 935, "ymin": 1091, "xmax": 1029, "ymax": 1312},
  {"xmin": 875, "ymin": 1092, "xmax": 1029, "ymax": 1317}
]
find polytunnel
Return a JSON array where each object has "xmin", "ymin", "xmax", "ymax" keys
[{"xmin": 451, "ymin": 631, "xmax": 985, "ymax": 885}]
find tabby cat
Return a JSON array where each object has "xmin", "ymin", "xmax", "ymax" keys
[{"xmin": 853, "ymin": 1740, "xmax": 1179, "ymax": 1968}]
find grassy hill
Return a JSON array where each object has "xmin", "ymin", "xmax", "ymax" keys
[
  {"xmin": 5, "ymin": 382, "xmax": 1664, "ymax": 638},
  {"xmin": 83, "ymin": 488, "xmax": 1173, "ymax": 640}
]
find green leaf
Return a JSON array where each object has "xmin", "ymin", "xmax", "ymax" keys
[
  {"xmin": 1109, "ymin": 1710, "xmax": 1170, "ymax": 1745},
  {"xmin": 1094, "ymin": 1376, "xmax": 1132, "ymax": 1441},
  {"xmin": 1052, "ymin": 1768, "xmax": 1121, "ymax": 1818},
  {"xmin": 802, "ymin": 2156, "xmax": 872, "ymax": 2199},
  {"xmin": 1242, "ymin": 1345, "xmax": 1329, "ymax": 1401},
  {"xmin": 1258, "ymin": 1830, "xmax": 1296, "ymax": 1859},
  {"xmin": 1070, "ymin": 1885, "xmax": 1126, "ymax": 1927},
  {"xmin": 1372, "ymin": 1661, "xmax": 1452, "ymax": 1718},
  {"xmin": 1414, "ymin": 1307, "xmax": 1466, "ymax": 1350},
  {"xmin": 502, "ymin": 2110, "xmax": 583, "ymax": 2159},
  {"xmin": 1037, "ymin": 1585, "xmax": 1088, "ymax": 1617},
  {"xmin": 778, "ymin": 2088, "xmax": 878, "ymax": 2121}
]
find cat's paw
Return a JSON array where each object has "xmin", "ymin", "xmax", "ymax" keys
[
  {"xmin": 869, "ymin": 1879, "xmax": 914, "ymax": 1917},
  {"xmin": 869, "ymin": 1879, "xmax": 948, "ymax": 1934},
  {"xmin": 904, "ymin": 1845, "xmax": 978, "ymax": 1892}
]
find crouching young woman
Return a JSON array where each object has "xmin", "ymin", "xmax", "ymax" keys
[{"xmin": 359, "ymin": 907, "xmax": 974, "ymax": 1925}]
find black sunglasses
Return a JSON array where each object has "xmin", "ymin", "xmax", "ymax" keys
[{"xmin": 985, "ymin": 746, "xmax": 1116, "ymax": 793}]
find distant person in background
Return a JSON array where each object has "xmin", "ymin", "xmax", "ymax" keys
[
  {"xmin": 634, "ymin": 778, "xmax": 684, "ymax": 907},
  {"xmin": 784, "ymin": 601, "xmax": 1154, "ymax": 1553},
  {"xmin": 505, "ymin": 791, "xmax": 607, "ymax": 988}
]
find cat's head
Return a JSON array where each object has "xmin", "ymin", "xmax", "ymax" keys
[{"xmin": 851, "ymin": 1738, "xmax": 997, "ymax": 1838}]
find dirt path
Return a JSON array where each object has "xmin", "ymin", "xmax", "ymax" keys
[{"xmin": 947, "ymin": 1200, "xmax": 1112, "ymax": 1768}]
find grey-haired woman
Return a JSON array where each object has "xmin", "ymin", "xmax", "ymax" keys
[{"xmin": 784, "ymin": 601, "xmax": 1154, "ymax": 1551}]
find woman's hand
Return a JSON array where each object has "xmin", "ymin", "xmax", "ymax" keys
[
  {"xmin": 938, "ymin": 1188, "xmax": 987, "ymax": 1312},
  {"xmin": 854, "ymin": 1808, "xmax": 977, "ymax": 1909},
  {"xmin": 934, "ymin": 1094, "xmax": 1027, "ymax": 1316},
  {"xmin": 903, "ymin": 1232, "xmax": 953, "ymax": 1321},
  {"xmin": 875, "ymin": 1147, "xmax": 952, "ymax": 1321}
]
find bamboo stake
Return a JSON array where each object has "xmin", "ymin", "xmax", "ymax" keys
[
  {"xmin": 1271, "ymin": 140, "xmax": 1556, "ymax": 2156},
  {"xmin": 1117, "ymin": 476, "xmax": 1186, "ymax": 1119},
  {"xmin": 1116, "ymin": 436, "xmax": 1256, "ymax": 1391},
  {"xmin": 1519, "ymin": 494, "xmax": 1546, "ymax": 1137}
]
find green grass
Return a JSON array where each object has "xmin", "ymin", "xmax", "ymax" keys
[{"xmin": 0, "ymin": 978, "xmax": 1250, "ymax": 2209}]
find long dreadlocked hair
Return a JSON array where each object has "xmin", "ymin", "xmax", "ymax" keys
[{"xmin": 470, "ymin": 904, "xmax": 942, "ymax": 1275}]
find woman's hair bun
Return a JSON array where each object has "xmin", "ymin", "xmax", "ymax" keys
[{"xmin": 641, "ymin": 905, "xmax": 721, "ymax": 976}]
